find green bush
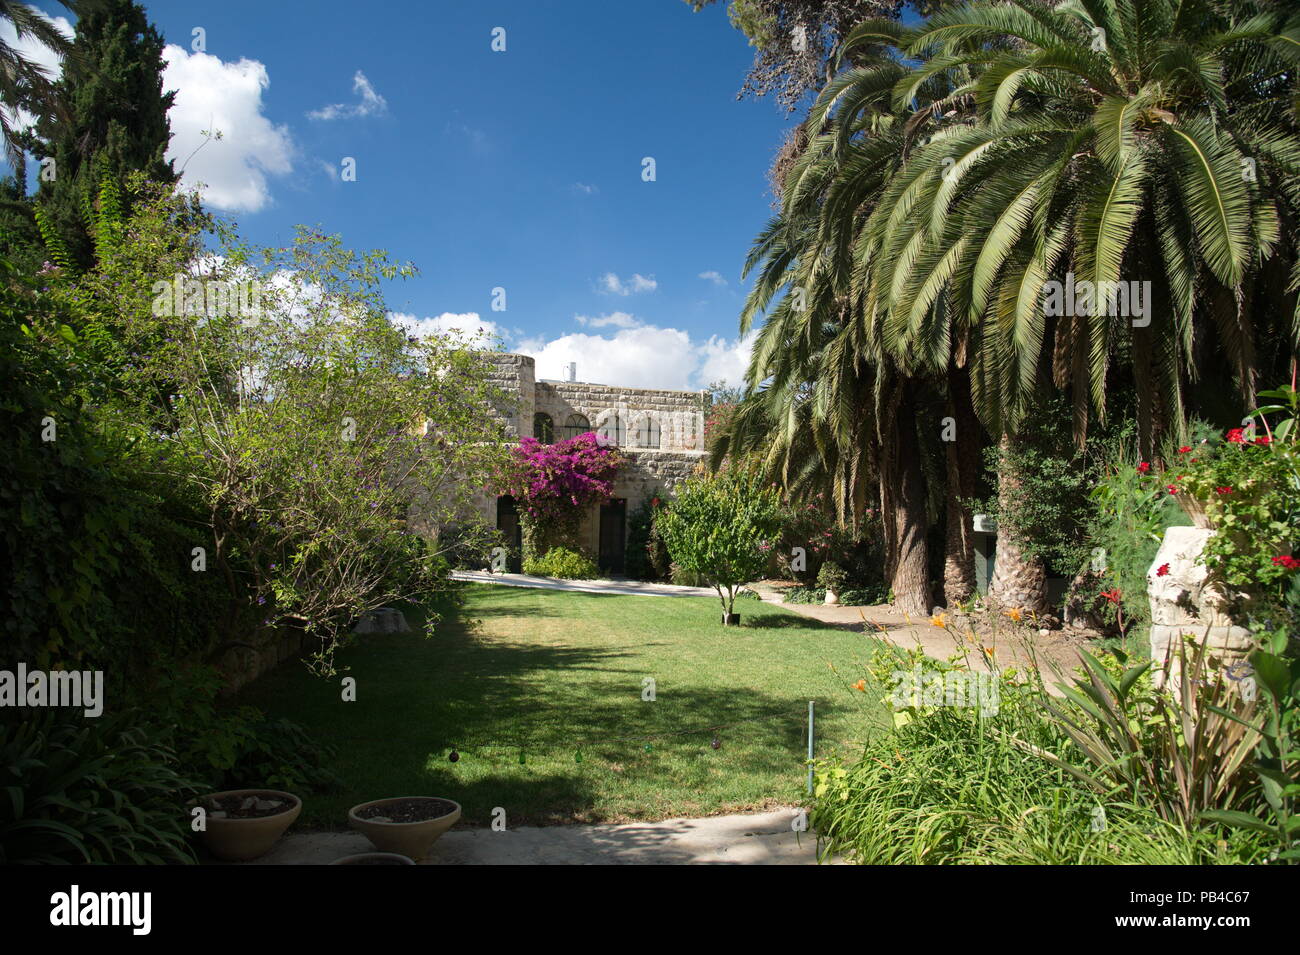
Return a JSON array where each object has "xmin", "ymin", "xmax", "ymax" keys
[
  {"xmin": 785, "ymin": 585, "xmax": 888, "ymax": 606},
  {"xmin": 811, "ymin": 646, "xmax": 1270, "ymax": 864},
  {"xmin": 815, "ymin": 560, "xmax": 849, "ymax": 593},
  {"xmin": 0, "ymin": 709, "xmax": 199, "ymax": 864},
  {"xmin": 523, "ymin": 546, "xmax": 599, "ymax": 580}
]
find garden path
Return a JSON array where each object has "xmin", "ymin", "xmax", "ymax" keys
[{"xmin": 241, "ymin": 808, "xmax": 828, "ymax": 865}]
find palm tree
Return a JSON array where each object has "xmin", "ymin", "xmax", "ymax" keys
[
  {"xmin": 824, "ymin": 0, "xmax": 1299, "ymax": 611},
  {"xmin": 0, "ymin": 2, "xmax": 73, "ymax": 170}
]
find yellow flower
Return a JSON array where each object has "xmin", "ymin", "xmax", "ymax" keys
[
  {"xmin": 1006, "ymin": 607, "xmax": 1023, "ymax": 622},
  {"xmin": 930, "ymin": 613, "xmax": 947, "ymax": 628},
  {"xmin": 983, "ymin": 646, "xmax": 996, "ymax": 656}
]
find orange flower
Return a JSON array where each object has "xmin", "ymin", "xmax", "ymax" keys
[
  {"xmin": 983, "ymin": 646, "xmax": 996, "ymax": 656},
  {"xmin": 1006, "ymin": 607, "xmax": 1023, "ymax": 622},
  {"xmin": 851, "ymin": 679, "xmax": 867, "ymax": 692},
  {"xmin": 930, "ymin": 613, "xmax": 947, "ymax": 628}
]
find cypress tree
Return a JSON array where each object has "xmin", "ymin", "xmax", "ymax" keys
[{"xmin": 34, "ymin": 0, "xmax": 177, "ymax": 267}]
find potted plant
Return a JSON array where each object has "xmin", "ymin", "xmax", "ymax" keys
[
  {"xmin": 817, "ymin": 561, "xmax": 849, "ymax": 605},
  {"xmin": 348, "ymin": 796, "xmax": 461, "ymax": 861},
  {"xmin": 195, "ymin": 789, "xmax": 302, "ymax": 861},
  {"xmin": 330, "ymin": 852, "xmax": 415, "ymax": 865}
]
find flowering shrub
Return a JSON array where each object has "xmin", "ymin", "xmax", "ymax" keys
[
  {"xmin": 499, "ymin": 432, "xmax": 623, "ymax": 524},
  {"xmin": 1174, "ymin": 420, "xmax": 1300, "ymax": 606}
]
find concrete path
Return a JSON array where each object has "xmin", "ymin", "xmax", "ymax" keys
[
  {"xmin": 245, "ymin": 809, "xmax": 826, "ymax": 865},
  {"xmin": 451, "ymin": 569, "xmax": 717, "ymax": 599}
]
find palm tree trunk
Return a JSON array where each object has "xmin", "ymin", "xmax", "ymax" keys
[
  {"xmin": 987, "ymin": 431, "xmax": 1048, "ymax": 615},
  {"xmin": 879, "ymin": 378, "xmax": 932, "ymax": 616},
  {"xmin": 941, "ymin": 365, "xmax": 980, "ymax": 605}
]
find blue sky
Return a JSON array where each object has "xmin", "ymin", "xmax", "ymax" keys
[{"xmin": 17, "ymin": 0, "xmax": 824, "ymax": 390}]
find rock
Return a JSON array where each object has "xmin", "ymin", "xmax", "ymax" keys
[
  {"xmin": 241, "ymin": 796, "xmax": 257, "ymax": 810},
  {"xmin": 254, "ymin": 798, "xmax": 282, "ymax": 811},
  {"xmin": 208, "ymin": 810, "xmax": 228, "ymax": 819}
]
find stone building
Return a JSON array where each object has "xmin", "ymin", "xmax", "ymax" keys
[{"xmin": 483, "ymin": 352, "xmax": 707, "ymax": 574}]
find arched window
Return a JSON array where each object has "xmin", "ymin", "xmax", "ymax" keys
[
  {"xmin": 596, "ymin": 412, "xmax": 623, "ymax": 447},
  {"xmin": 632, "ymin": 415, "xmax": 661, "ymax": 449},
  {"xmin": 563, "ymin": 413, "xmax": 590, "ymax": 440},
  {"xmin": 532, "ymin": 412, "xmax": 554, "ymax": 443}
]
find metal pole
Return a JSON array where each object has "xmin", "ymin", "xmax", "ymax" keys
[{"xmin": 806, "ymin": 700, "xmax": 815, "ymax": 795}]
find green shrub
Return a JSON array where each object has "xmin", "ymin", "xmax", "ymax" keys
[
  {"xmin": 523, "ymin": 546, "xmax": 599, "ymax": 580},
  {"xmin": 784, "ymin": 585, "xmax": 888, "ymax": 605},
  {"xmin": 811, "ymin": 646, "xmax": 1270, "ymax": 864},
  {"xmin": 0, "ymin": 709, "xmax": 199, "ymax": 864},
  {"xmin": 815, "ymin": 561, "xmax": 849, "ymax": 593}
]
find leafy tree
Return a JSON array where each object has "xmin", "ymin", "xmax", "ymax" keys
[
  {"xmin": 57, "ymin": 183, "xmax": 510, "ymax": 675},
  {"xmin": 656, "ymin": 469, "xmax": 783, "ymax": 621}
]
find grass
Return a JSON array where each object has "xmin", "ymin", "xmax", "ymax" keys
[{"xmin": 236, "ymin": 583, "xmax": 892, "ymax": 828}]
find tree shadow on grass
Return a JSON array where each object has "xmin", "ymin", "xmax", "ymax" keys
[
  {"xmin": 238, "ymin": 587, "xmax": 887, "ymax": 829},
  {"xmin": 737, "ymin": 609, "xmax": 846, "ymax": 631}
]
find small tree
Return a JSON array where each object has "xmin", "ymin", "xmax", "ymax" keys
[{"xmin": 657, "ymin": 469, "xmax": 783, "ymax": 622}]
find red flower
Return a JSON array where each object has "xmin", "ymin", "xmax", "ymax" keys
[
  {"xmin": 1156, "ymin": 563, "xmax": 1170, "ymax": 577},
  {"xmin": 1178, "ymin": 446, "xmax": 1192, "ymax": 454},
  {"xmin": 1216, "ymin": 486, "xmax": 1233, "ymax": 495},
  {"xmin": 1254, "ymin": 435, "xmax": 1272, "ymax": 446},
  {"xmin": 1101, "ymin": 588, "xmax": 1122, "ymax": 604},
  {"xmin": 1166, "ymin": 485, "xmax": 1179, "ymax": 495},
  {"xmin": 1271, "ymin": 555, "xmax": 1300, "ymax": 571},
  {"xmin": 1226, "ymin": 428, "xmax": 1245, "ymax": 444},
  {"xmin": 1137, "ymin": 461, "xmax": 1151, "ymax": 474}
]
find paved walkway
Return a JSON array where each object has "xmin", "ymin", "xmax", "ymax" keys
[
  {"xmin": 451, "ymin": 569, "xmax": 717, "ymax": 599},
  {"xmin": 245, "ymin": 809, "xmax": 826, "ymax": 865}
]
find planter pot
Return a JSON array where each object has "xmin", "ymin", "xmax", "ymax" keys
[
  {"xmin": 330, "ymin": 852, "xmax": 415, "ymax": 865},
  {"xmin": 348, "ymin": 797, "xmax": 461, "ymax": 861},
  {"xmin": 196, "ymin": 789, "xmax": 301, "ymax": 861},
  {"xmin": 721, "ymin": 613, "xmax": 740, "ymax": 626},
  {"xmin": 824, "ymin": 590, "xmax": 839, "ymax": 605}
]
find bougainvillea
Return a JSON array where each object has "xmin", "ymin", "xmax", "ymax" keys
[{"xmin": 499, "ymin": 432, "xmax": 623, "ymax": 523}]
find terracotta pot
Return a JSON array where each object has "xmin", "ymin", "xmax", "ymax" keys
[
  {"xmin": 330, "ymin": 852, "xmax": 415, "ymax": 865},
  {"xmin": 348, "ymin": 797, "xmax": 461, "ymax": 861},
  {"xmin": 197, "ymin": 789, "xmax": 301, "ymax": 861}
]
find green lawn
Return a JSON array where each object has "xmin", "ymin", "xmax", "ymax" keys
[{"xmin": 237, "ymin": 583, "xmax": 892, "ymax": 828}]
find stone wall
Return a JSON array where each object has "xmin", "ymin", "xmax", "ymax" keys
[
  {"xmin": 534, "ymin": 380, "xmax": 706, "ymax": 452},
  {"xmin": 484, "ymin": 352, "xmax": 535, "ymax": 439}
]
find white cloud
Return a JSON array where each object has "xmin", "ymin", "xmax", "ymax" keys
[
  {"xmin": 598, "ymin": 272, "xmax": 657, "ymax": 296},
  {"xmin": 390, "ymin": 311, "xmax": 503, "ymax": 346},
  {"xmin": 0, "ymin": 13, "xmax": 74, "ymax": 134},
  {"xmin": 308, "ymin": 70, "xmax": 388, "ymax": 121},
  {"xmin": 574, "ymin": 311, "xmax": 640, "ymax": 329},
  {"xmin": 572, "ymin": 182, "xmax": 598, "ymax": 195},
  {"xmin": 163, "ymin": 45, "xmax": 294, "ymax": 212},
  {"xmin": 516, "ymin": 324, "xmax": 754, "ymax": 391},
  {"xmin": 698, "ymin": 270, "xmax": 728, "ymax": 287},
  {"xmin": 696, "ymin": 331, "xmax": 757, "ymax": 388}
]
